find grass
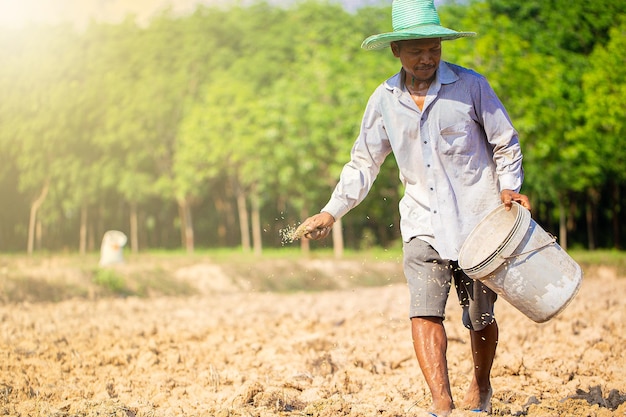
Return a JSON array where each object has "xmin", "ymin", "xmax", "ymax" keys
[
  {"xmin": 569, "ymin": 249, "xmax": 626, "ymax": 275},
  {"xmin": 92, "ymin": 268, "xmax": 129, "ymax": 294},
  {"xmin": 0, "ymin": 247, "xmax": 623, "ymax": 304}
]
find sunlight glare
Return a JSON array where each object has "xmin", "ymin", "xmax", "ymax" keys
[{"xmin": 0, "ymin": 0, "xmax": 57, "ymax": 28}]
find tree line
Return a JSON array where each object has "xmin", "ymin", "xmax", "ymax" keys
[{"xmin": 0, "ymin": 0, "xmax": 624, "ymax": 255}]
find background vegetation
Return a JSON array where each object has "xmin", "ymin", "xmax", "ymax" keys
[
  {"xmin": 1, "ymin": 248, "xmax": 623, "ymax": 304},
  {"xmin": 1, "ymin": 0, "xmax": 624, "ymax": 255}
]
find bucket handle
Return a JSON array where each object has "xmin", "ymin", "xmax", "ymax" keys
[{"xmin": 504, "ymin": 233, "xmax": 557, "ymax": 259}]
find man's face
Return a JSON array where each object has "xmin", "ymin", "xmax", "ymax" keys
[{"xmin": 391, "ymin": 38, "xmax": 442, "ymax": 83}]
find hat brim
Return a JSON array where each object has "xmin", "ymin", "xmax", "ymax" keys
[{"xmin": 361, "ymin": 24, "xmax": 475, "ymax": 50}]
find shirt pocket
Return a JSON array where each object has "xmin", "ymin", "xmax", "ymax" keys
[{"xmin": 438, "ymin": 121, "xmax": 474, "ymax": 156}]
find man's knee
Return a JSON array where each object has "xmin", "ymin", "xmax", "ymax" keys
[{"xmin": 462, "ymin": 309, "xmax": 496, "ymax": 331}]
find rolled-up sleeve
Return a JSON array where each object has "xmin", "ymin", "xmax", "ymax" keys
[{"xmin": 476, "ymin": 77, "xmax": 524, "ymax": 192}]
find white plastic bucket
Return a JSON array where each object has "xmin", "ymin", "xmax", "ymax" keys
[
  {"xmin": 458, "ymin": 203, "xmax": 582, "ymax": 323},
  {"xmin": 99, "ymin": 230, "xmax": 128, "ymax": 267}
]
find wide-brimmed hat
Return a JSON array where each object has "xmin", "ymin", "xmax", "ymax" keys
[{"xmin": 361, "ymin": 0, "xmax": 475, "ymax": 50}]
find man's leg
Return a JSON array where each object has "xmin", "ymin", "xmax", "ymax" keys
[
  {"xmin": 412, "ymin": 316, "xmax": 454, "ymax": 416},
  {"xmin": 462, "ymin": 319, "xmax": 498, "ymax": 412},
  {"xmin": 403, "ymin": 238, "xmax": 454, "ymax": 416},
  {"xmin": 453, "ymin": 265, "xmax": 498, "ymax": 412}
]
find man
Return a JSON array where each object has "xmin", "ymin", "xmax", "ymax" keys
[{"xmin": 298, "ymin": 0, "xmax": 531, "ymax": 415}]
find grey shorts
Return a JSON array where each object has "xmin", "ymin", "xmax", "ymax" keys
[{"xmin": 403, "ymin": 237, "xmax": 497, "ymax": 331}]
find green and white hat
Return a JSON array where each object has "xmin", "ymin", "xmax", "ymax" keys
[{"xmin": 361, "ymin": 0, "xmax": 475, "ymax": 50}]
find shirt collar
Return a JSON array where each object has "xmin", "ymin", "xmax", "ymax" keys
[{"xmin": 385, "ymin": 61, "xmax": 458, "ymax": 93}]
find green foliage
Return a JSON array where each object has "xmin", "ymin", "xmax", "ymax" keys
[
  {"xmin": 570, "ymin": 249, "xmax": 626, "ymax": 277},
  {"xmin": 93, "ymin": 268, "xmax": 129, "ymax": 294},
  {"xmin": 484, "ymin": 0, "xmax": 626, "ymax": 55},
  {"xmin": 0, "ymin": 0, "xmax": 624, "ymax": 252},
  {"xmin": 575, "ymin": 19, "xmax": 626, "ymax": 183}
]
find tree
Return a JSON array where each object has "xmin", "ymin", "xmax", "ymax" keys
[
  {"xmin": 2, "ymin": 25, "xmax": 89, "ymax": 253},
  {"xmin": 574, "ymin": 19, "xmax": 626, "ymax": 248}
]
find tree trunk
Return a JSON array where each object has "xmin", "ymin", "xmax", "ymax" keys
[
  {"xmin": 27, "ymin": 181, "xmax": 50, "ymax": 255},
  {"xmin": 178, "ymin": 198, "xmax": 194, "ymax": 253},
  {"xmin": 36, "ymin": 218, "xmax": 42, "ymax": 251},
  {"xmin": 558, "ymin": 195, "xmax": 567, "ymax": 251},
  {"xmin": 612, "ymin": 182, "xmax": 621, "ymax": 249},
  {"xmin": 236, "ymin": 190, "xmax": 250, "ymax": 252},
  {"xmin": 98, "ymin": 204, "xmax": 105, "ymax": 251},
  {"xmin": 585, "ymin": 200, "xmax": 596, "ymax": 250},
  {"xmin": 586, "ymin": 188, "xmax": 599, "ymax": 250},
  {"xmin": 88, "ymin": 221, "xmax": 95, "ymax": 252},
  {"xmin": 567, "ymin": 198, "xmax": 576, "ymax": 232},
  {"xmin": 130, "ymin": 201, "xmax": 139, "ymax": 254},
  {"xmin": 251, "ymin": 194, "xmax": 262, "ymax": 256},
  {"xmin": 79, "ymin": 203, "xmax": 88, "ymax": 255},
  {"xmin": 332, "ymin": 217, "xmax": 344, "ymax": 259},
  {"xmin": 178, "ymin": 203, "xmax": 186, "ymax": 248},
  {"xmin": 226, "ymin": 196, "xmax": 238, "ymax": 246},
  {"xmin": 214, "ymin": 196, "xmax": 228, "ymax": 245}
]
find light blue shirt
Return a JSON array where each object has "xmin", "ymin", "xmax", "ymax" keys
[{"xmin": 321, "ymin": 61, "xmax": 524, "ymax": 260}]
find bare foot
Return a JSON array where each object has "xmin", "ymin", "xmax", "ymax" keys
[
  {"xmin": 428, "ymin": 402, "xmax": 454, "ymax": 417},
  {"xmin": 461, "ymin": 385, "xmax": 493, "ymax": 413}
]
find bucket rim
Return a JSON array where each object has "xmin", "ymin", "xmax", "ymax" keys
[
  {"xmin": 462, "ymin": 208, "xmax": 526, "ymax": 273},
  {"xmin": 458, "ymin": 202, "xmax": 532, "ymax": 278}
]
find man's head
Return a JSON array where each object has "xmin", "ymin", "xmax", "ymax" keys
[
  {"xmin": 391, "ymin": 38, "xmax": 441, "ymax": 83},
  {"xmin": 361, "ymin": 0, "xmax": 474, "ymax": 51}
]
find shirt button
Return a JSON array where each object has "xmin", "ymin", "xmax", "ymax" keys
[
  {"xmin": 423, "ymin": 141, "xmax": 427, "ymax": 144},
  {"xmin": 430, "ymin": 187, "xmax": 434, "ymax": 191},
  {"xmin": 427, "ymin": 164, "xmax": 431, "ymax": 167},
  {"xmin": 434, "ymin": 210, "xmax": 437, "ymax": 214}
]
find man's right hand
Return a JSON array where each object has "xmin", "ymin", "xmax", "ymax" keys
[
  {"xmin": 297, "ymin": 212, "xmax": 335, "ymax": 240},
  {"xmin": 500, "ymin": 189, "xmax": 531, "ymax": 212}
]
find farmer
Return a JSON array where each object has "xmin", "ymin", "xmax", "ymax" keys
[{"xmin": 298, "ymin": 0, "xmax": 531, "ymax": 415}]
